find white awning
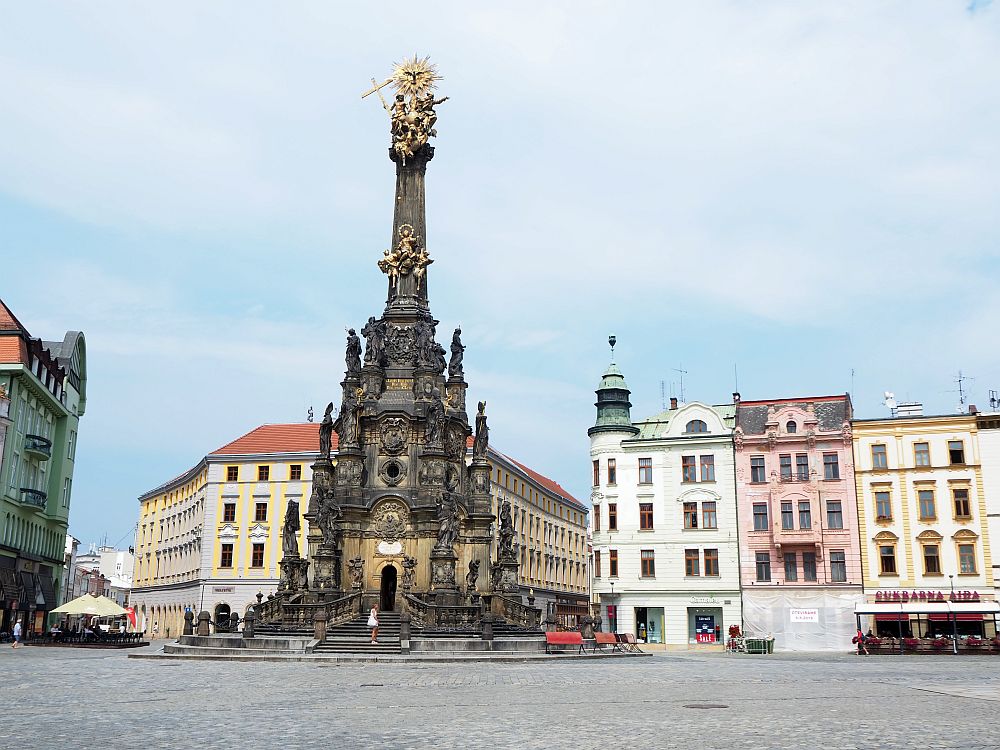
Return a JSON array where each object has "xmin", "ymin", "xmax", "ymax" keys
[{"xmin": 855, "ymin": 601, "xmax": 1000, "ymax": 615}]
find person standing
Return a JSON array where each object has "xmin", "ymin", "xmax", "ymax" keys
[
  {"xmin": 11, "ymin": 619, "xmax": 22, "ymax": 649},
  {"xmin": 368, "ymin": 604, "xmax": 379, "ymax": 644}
]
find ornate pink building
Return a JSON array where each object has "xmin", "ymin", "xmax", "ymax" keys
[{"xmin": 734, "ymin": 394, "xmax": 863, "ymax": 650}]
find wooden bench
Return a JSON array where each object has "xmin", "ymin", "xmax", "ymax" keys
[
  {"xmin": 616, "ymin": 633, "xmax": 643, "ymax": 653},
  {"xmin": 593, "ymin": 632, "xmax": 620, "ymax": 653},
  {"xmin": 545, "ymin": 631, "xmax": 585, "ymax": 654}
]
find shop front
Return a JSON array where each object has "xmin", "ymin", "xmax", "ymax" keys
[
  {"xmin": 634, "ymin": 606, "xmax": 664, "ymax": 644},
  {"xmin": 856, "ymin": 598, "xmax": 1000, "ymax": 653},
  {"xmin": 687, "ymin": 607, "xmax": 723, "ymax": 645}
]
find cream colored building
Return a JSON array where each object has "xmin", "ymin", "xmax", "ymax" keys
[
  {"xmin": 131, "ymin": 423, "xmax": 587, "ymax": 637},
  {"xmin": 853, "ymin": 412, "xmax": 996, "ymax": 638}
]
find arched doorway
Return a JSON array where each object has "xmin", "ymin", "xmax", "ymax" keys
[
  {"xmin": 214, "ymin": 602, "xmax": 231, "ymax": 631},
  {"xmin": 380, "ymin": 565, "xmax": 398, "ymax": 611}
]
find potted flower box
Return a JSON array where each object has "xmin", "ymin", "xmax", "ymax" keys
[
  {"xmin": 903, "ymin": 637, "xmax": 921, "ymax": 652},
  {"xmin": 931, "ymin": 638, "xmax": 949, "ymax": 652},
  {"xmin": 963, "ymin": 636, "xmax": 985, "ymax": 652}
]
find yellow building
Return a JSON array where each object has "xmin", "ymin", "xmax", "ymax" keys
[
  {"xmin": 132, "ymin": 424, "xmax": 587, "ymax": 637},
  {"xmin": 853, "ymin": 412, "xmax": 996, "ymax": 638}
]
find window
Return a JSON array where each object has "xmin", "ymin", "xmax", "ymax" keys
[
  {"xmin": 251, "ymin": 543, "xmax": 265, "ymax": 568},
  {"xmin": 823, "ymin": 453, "xmax": 840, "ymax": 480},
  {"xmin": 786, "ymin": 420, "xmax": 797, "ymax": 433},
  {"xmin": 68, "ymin": 429, "xmax": 77, "ymax": 460},
  {"xmin": 640, "ymin": 549, "xmax": 655, "ymax": 577},
  {"xmin": 226, "ymin": 466, "xmax": 239, "ymax": 482},
  {"xmin": 830, "ymin": 550, "xmax": 847, "ymax": 582},
  {"xmin": 255, "ymin": 502, "xmax": 268, "ymax": 522},
  {"xmin": 750, "ymin": 456, "xmax": 766, "ymax": 483},
  {"xmin": 594, "ymin": 550, "xmax": 601, "ymax": 578},
  {"xmin": 779, "ymin": 454, "xmax": 792, "ymax": 480},
  {"xmin": 875, "ymin": 491, "xmax": 892, "ymax": 520},
  {"xmin": 784, "ymin": 553, "xmax": 798, "ymax": 582},
  {"xmin": 755, "ymin": 552, "xmax": 771, "ymax": 582},
  {"xmin": 609, "ymin": 549, "xmax": 618, "ymax": 577},
  {"xmin": 700, "ymin": 455, "xmax": 715, "ymax": 482},
  {"xmin": 220, "ymin": 544, "xmax": 234, "ymax": 568},
  {"xmin": 638, "ymin": 458, "xmax": 653, "ymax": 484},
  {"xmin": 607, "ymin": 459, "xmax": 617, "ymax": 485},
  {"xmin": 827, "ymin": 499, "xmax": 844, "ymax": 529},
  {"xmin": 918, "ymin": 489, "xmax": 936, "ymax": 520},
  {"xmin": 223, "ymin": 503, "xmax": 236, "ymax": 523},
  {"xmin": 796, "ymin": 454, "xmax": 809, "ymax": 480},
  {"xmin": 682, "ymin": 455, "xmax": 697, "ymax": 483},
  {"xmin": 257, "ymin": 465, "xmax": 269, "ymax": 481},
  {"xmin": 289, "ymin": 464, "xmax": 302, "ymax": 481},
  {"xmin": 803, "ymin": 552, "xmax": 817, "ymax": 581},
  {"xmin": 948, "ymin": 441, "xmax": 965, "ymax": 465},
  {"xmin": 702, "ymin": 501, "xmax": 717, "ymax": 529},
  {"xmin": 683, "ymin": 502, "xmax": 698, "ymax": 529},
  {"xmin": 914, "ymin": 442, "xmax": 930, "ymax": 467},
  {"xmin": 871, "ymin": 444, "xmax": 887, "ymax": 470},
  {"xmin": 923, "ymin": 544, "xmax": 941, "ymax": 574},
  {"xmin": 959, "ymin": 543, "xmax": 977, "ymax": 574},
  {"xmin": 953, "ymin": 488, "xmax": 971, "ymax": 519},
  {"xmin": 781, "ymin": 501, "xmax": 794, "ymax": 530},
  {"xmin": 592, "ymin": 460, "xmax": 600, "ymax": 486},
  {"xmin": 704, "ymin": 548, "xmax": 719, "ymax": 577},
  {"xmin": 686, "ymin": 419, "xmax": 708, "ymax": 433},
  {"xmin": 639, "ymin": 503, "xmax": 654, "ymax": 530},
  {"xmin": 879, "ymin": 545, "xmax": 897, "ymax": 575},
  {"xmin": 798, "ymin": 501, "xmax": 812, "ymax": 529},
  {"xmin": 685, "ymin": 549, "xmax": 700, "ymax": 576},
  {"xmin": 593, "ymin": 506, "xmax": 600, "ymax": 532},
  {"xmin": 753, "ymin": 503, "xmax": 769, "ymax": 531},
  {"xmin": 608, "ymin": 504, "xmax": 618, "ymax": 531}
]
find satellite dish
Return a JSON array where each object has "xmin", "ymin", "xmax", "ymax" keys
[{"xmin": 883, "ymin": 391, "xmax": 897, "ymax": 410}]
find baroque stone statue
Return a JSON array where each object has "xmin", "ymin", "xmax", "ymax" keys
[
  {"xmin": 498, "ymin": 498, "xmax": 516, "ymax": 561},
  {"xmin": 413, "ymin": 317, "xmax": 434, "ymax": 367},
  {"xmin": 489, "ymin": 559, "xmax": 503, "ymax": 591},
  {"xmin": 425, "ymin": 390, "xmax": 445, "ymax": 446},
  {"xmin": 319, "ymin": 401, "xmax": 334, "ymax": 460},
  {"xmin": 282, "ymin": 499, "xmax": 300, "ymax": 558},
  {"xmin": 346, "ymin": 328, "xmax": 362, "ymax": 377},
  {"xmin": 448, "ymin": 327, "xmax": 465, "ymax": 378},
  {"xmin": 348, "ymin": 556, "xmax": 365, "ymax": 588},
  {"xmin": 401, "ymin": 555, "xmax": 417, "ymax": 590},
  {"xmin": 316, "ymin": 488, "xmax": 342, "ymax": 549},
  {"xmin": 362, "ymin": 316, "xmax": 386, "ymax": 367},
  {"xmin": 339, "ymin": 387, "xmax": 362, "ymax": 446},
  {"xmin": 430, "ymin": 341, "xmax": 447, "ymax": 375},
  {"xmin": 434, "ymin": 490, "xmax": 459, "ymax": 552},
  {"xmin": 465, "ymin": 560, "xmax": 480, "ymax": 592},
  {"xmin": 473, "ymin": 400, "xmax": 489, "ymax": 460}
]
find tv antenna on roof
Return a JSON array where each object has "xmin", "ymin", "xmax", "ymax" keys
[
  {"xmin": 673, "ymin": 364, "xmax": 688, "ymax": 403},
  {"xmin": 951, "ymin": 370, "xmax": 974, "ymax": 413}
]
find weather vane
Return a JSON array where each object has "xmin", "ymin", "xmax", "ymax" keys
[{"xmin": 362, "ymin": 55, "xmax": 448, "ymax": 163}]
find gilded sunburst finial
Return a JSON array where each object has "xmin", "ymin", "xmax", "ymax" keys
[{"xmin": 391, "ymin": 55, "xmax": 442, "ymax": 98}]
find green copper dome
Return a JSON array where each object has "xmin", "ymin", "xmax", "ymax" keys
[{"xmin": 589, "ymin": 361, "xmax": 639, "ymax": 437}]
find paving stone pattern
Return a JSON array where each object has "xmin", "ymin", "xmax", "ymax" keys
[{"xmin": 4, "ymin": 643, "xmax": 1000, "ymax": 749}]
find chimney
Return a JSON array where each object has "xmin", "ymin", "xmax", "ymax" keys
[
  {"xmin": 969, "ymin": 404, "xmax": 978, "ymax": 415},
  {"xmin": 670, "ymin": 397, "xmax": 678, "ymax": 410},
  {"xmin": 733, "ymin": 392, "xmax": 741, "ymax": 404}
]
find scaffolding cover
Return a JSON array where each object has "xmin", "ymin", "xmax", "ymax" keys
[{"xmin": 742, "ymin": 589, "xmax": 865, "ymax": 652}]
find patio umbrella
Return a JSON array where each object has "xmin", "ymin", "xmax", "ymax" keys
[{"xmin": 50, "ymin": 594, "xmax": 127, "ymax": 617}]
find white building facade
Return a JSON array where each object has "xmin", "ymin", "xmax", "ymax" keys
[{"xmin": 589, "ymin": 359, "xmax": 741, "ymax": 649}]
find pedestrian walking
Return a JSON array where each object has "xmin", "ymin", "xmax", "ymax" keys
[
  {"xmin": 368, "ymin": 604, "xmax": 379, "ymax": 644},
  {"xmin": 854, "ymin": 626, "xmax": 869, "ymax": 656},
  {"xmin": 11, "ymin": 619, "xmax": 22, "ymax": 649}
]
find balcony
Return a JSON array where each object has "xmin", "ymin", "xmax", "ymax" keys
[
  {"xmin": 774, "ymin": 526, "xmax": 821, "ymax": 545},
  {"xmin": 19, "ymin": 487, "xmax": 48, "ymax": 509},
  {"xmin": 23, "ymin": 434, "xmax": 52, "ymax": 461}
]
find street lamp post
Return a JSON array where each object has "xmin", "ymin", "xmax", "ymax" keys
[{"xmin": 949, "ymin": 575, "xmax": 958, "ymax": 654}]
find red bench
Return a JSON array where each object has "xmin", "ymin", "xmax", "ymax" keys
[
  {"xmin": 593, "ymin": 632, "xmax": 619, "ymax": 652},
  {"xmin": 616, "ymin": 633, "xmax": 643, "ymax": 653},
  {"xmin": 545, "ymin": 631, "xmax": 585, "ymax": 654}
]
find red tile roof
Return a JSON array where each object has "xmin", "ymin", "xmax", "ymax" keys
[
  {"xmin": 499, "ymin": 452, "xmax": 583, "ymax": 509},
  {"xmin": 210, "ymin": 423, "xmax": 331, "ymax": 455},
  {"xmin": 0, "ymin": 298, "xmax": 28, "ymax": 333}
]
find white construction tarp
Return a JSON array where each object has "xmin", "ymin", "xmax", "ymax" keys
[{"xmin": 742, "ymin": 589, "xmax": 865, "ymax": 652}]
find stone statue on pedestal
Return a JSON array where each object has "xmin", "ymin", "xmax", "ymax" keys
[
  {"xmin": 498, "ymin": 499, "xmax": 516, "ymax": 561},
  {"xmin": 339, "ymin": 387, "xmax": 362, "ymax": 446},
  {"xmin": 401, "ymin": 555, "xmax": 417, "ymax": 590},
  {"xmin": 434, "ymin": 490, "xmax": 459, "ymax": 552},
  {"xmin": 316, "ymin": 489, "xmax": 342, "ymax": 549},
  {"xmin": 448, "ymin": 327, "xmax": 465, "ymax": 378},
  {"xmin": 362, "ymin": 316, "xmax": 386, "ymax": 366},
  {"xmin": 425, "ymin": 390, "xmax": 445, "ymax": 446},
  {"xmin": 473, "ymin": 401, "xmax": 489, "ymax": 460},
  {"xmin": 319, "ymin": 402, "xmax": 334, "ymax": 459},
  {"xmin": 346, "ymin": 328, "xmax": 362, "ymax": 376},
  {"xmin": 282, "ymin": 499, "xmax": 300, "ymax": 558},
  {"xmin": 466, "ymin": 560, "xmax": 480, "ymax": 592}
]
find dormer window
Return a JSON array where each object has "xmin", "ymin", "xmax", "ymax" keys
[
  {"xmin": 685, "ymin": 419, "xmax": 708, "ymax": 434},
  {"xmin": 786, "ymin": 420, "xmax": 797, "ymax": 433}
]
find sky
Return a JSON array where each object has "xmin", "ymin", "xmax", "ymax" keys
[{"xmin": 1, "ymin": 2, "xmax": 998, "ymax": 548}]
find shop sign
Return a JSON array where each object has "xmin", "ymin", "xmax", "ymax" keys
[
  {"xmin": 212, "ymin": 586, "xmax": 236, "ymax": 594},
  {"xmin": 695, "ymin": 614, "xmax": 716, "ymax": 643},
  {"xmin": 790, "ymin": 608, "xmax": 819, "ymax": 623},
  {"xmin": 690, "ymin": 596, "xmax": 720, "ymax": 605},
  {"xmin": 874, "ymin": 590, "xmax": 980, "ymax": 603}
]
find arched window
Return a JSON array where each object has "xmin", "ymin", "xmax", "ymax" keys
[
  {"xmin": 786, "ymin": 420, "xmax": 797, "ymax": 433},
  {"xmin": 685, "ymin": 419, "xmax": 708, "ymax": 434}
]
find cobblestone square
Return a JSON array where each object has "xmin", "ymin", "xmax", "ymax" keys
[{"xmin": 4, "ymin": 644, "xmax": 1000, "ymax": 749}]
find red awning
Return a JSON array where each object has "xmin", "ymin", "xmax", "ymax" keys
[{"xmin": 928, "ymin": 613, "xmax": 984, "ymax": 622}]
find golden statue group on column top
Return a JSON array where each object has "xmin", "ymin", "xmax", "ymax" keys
[{"xmin": 362, "ymin": 55, "xmax": 448, "ymax": 162}]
